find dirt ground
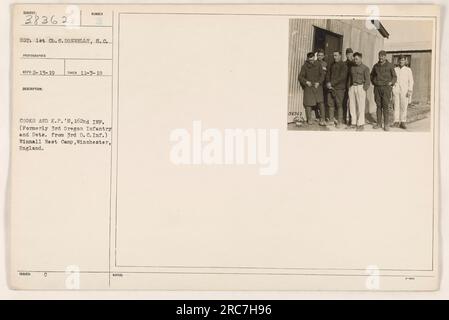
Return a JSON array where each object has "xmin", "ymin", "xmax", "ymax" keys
[{"xmin": 288, "ymin": 102, "xmax": 431, "ymax": 132}]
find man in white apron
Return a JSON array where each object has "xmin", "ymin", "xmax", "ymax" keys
[{"xmin": 393, "ymin": 55, "xmax": 414, "ymax": 129}]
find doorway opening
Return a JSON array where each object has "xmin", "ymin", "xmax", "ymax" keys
[{"xmin": 313, "ymin": 26, "xmax": 343, "ymax": 64}]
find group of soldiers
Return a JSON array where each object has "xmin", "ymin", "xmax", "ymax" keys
[{"xmin": 298, "ymin": 48, "xmax": 414, "ymax": 131}]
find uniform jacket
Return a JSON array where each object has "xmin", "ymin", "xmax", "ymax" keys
[
  {"xmin": 349, "ymin": 63, "xmax": 371, "ymax": 91},
  {"xmin": 317, "ymin": 60, "xmax": 328, "ymax": 75},
  {"xmin": 298, "ymin": 60, "xmax": 325, "ymax": 107},
  {"xmin": 370, "ymin": 60, "xmax": 397, "ymax": 87},
  {"xmin": 326, "ymin": 60, "xmax": 348, "ymax": 90}
]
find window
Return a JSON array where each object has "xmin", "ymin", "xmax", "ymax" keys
[{"xmin": 392, "ymin": 54, "xmax": 412, "ymax": 67}]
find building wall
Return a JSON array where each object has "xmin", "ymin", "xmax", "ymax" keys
[
  {"xmin": 288, "ymin": 19, "xmax": 326, "ymax": 122},
  {"xmin": 386, "ymin": 51, "xmax": 431, "ymax": 104},
  {"xmin": 288, "ymin": 19, "xmax": 385, "ymax": 122}
]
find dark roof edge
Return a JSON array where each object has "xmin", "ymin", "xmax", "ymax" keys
[
  {"xmin": 386, "ymin": 49, "xmax": 432, "ymax": 54},
  {"xmin": 372, "ymin": 20, "xmax": 389, "ymax": 38}
]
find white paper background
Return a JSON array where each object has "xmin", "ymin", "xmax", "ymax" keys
[{"xmin": 0, "ymin": 0, "xmax": 448, "ymax": 299}]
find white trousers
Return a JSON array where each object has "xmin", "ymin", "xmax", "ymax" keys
[
  {"xmin": 348, "ymin": 85, "xmax": 366, "ymax": 126},
  {"xmin": 393, "ymin": 88, "xmax": 409, "ymax": 123}
]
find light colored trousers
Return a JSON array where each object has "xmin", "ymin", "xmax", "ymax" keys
[
  {"xmin": 348, "ymin": 85, "xmax": 366, "ymax": 126},
  {"xmin": 393, "ymin": 87, "xmax": 409, "ymax": 122}
]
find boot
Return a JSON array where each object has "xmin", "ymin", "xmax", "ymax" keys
[
  {"xmin": 317, "ymin": 103, "xmax": 326, "ymax": 126},
  {"xmin": 373, "ymin": 107, "xmax": 382, "ymax": 129},
  {"xmin": 314, "ymin": 106, "xmax": 321, "ymax": 122},
  {"xmin": 328, "ymin": 107, "xmax": 335, "ymax": 125},
  {"xmin": 383, "ymin": 108, "xmax": 390, "ymax": 131},
  {"xmin": 337, "ymin": 107, "xmax": 344, "ymax": 127},
  {"xmin": 305, "ymin": 107, "xmax": 312, "ymax": 125}
]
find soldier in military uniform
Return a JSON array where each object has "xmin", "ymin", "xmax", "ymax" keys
[
  {"xmin": 315, "ymin": 48, "xmax": 328, "ymax": 121},
  {"xmin": 326, "ymin": 51, "xmax": 348, "ymax": 128},
  {"xmin": 348, "ymin": 52, "xmax": 371, "ymax": 131},
  {"xmin": 343, "ymin": 48, "xmax": 355, "ymax": 125},
  {"xmin": 370, "ymin": 50, "xmax": 397, "ymax": 131},
  {"xmin": 298, "ymin": 52, "xmax": 326, "ymax": 126},
  {"xmin": 393, "ymin": 55, "xmax": 414, "ymax": 129}
]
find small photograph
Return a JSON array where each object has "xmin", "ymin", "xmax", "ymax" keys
[{"xmin": 287, "ymin": 19, "xmax": 434, "ymax": 132}]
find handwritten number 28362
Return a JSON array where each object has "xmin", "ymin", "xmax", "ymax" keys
[{"xmin": 24, "ymin": 15, "xmax": 67, "ymax": 25}]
